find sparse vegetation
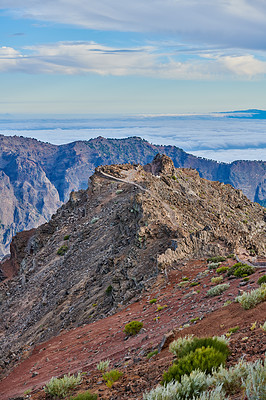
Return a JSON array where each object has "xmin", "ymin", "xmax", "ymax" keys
[
  {"xmin": 157, "ymin": 305, "xmax": 168, "ymax": 312},
  {"xmin": 227, "ymin": 263, "xmax": 255, "ymax": 278},
  {"xmin": 208, "ymin": 262, "xmax": 221, "ymax": 270},
  {"xmin": 261, "ymin": 321, "xmax": 266, "ymax": 331},
  {"xmin": 228, "ymin": 326, "xmax": 239, "ymax": 334},
  {"xmin": 44, "ymin": 373, "xmax": 82, "ymax": 397},
  {"xmin": 97, "ymin": 359, "xmax": 110, "ymax": 372},
  {"xmin": 211, "ymin": 276, "xmax": 223, "ymax": 284},
  {"xmin": 207, "ymin": 283, "xmax": 230, "ymax": 297},
  {"xmin": 216, "ymin": 266, "xmax": 229, "ymax": 274},
  {"xmin": 105, "ymin": 285, "xmax": 113, "ymax": 295},
  {"xmin": 144, "ymin": 354, "xmax": 265, "ymax": 400},
  {"xmin": 207, "ymin": 256, "xmax": 226, "ymax": 263},
  {"xmin": 124, "ymin": 320, "xmax": 143, "ymax": 336},
  {"xmin": 57, "ymin": 245, "xmax": 68, "ymax": 256},
  {"xmin": 102, "ymin": 369, "xmax": 123, "ymax": 388},
  {"xmin": 235, "ymin": 283, "xmax": 266, "ymax": 309},
  {"xmin": 147, "ymin": 349, "xmax": 158, "ymax": 359},
  {"xmin": 64, "ymin": 234, "xmax": 70, "ymax": 240},
  {"xmin": 70, "ymin": 391, "xmax": 98, "ymax": 400},
  {"xmin": 162, "ymin": 346, "xmax": 227, "ymax": 384},
  {"xmin": 149, "ymin": 298, "xmax": 157, "ymax": 304},
  {"xmin": 258, "ymin": 274, "xmax": 266, "ymax": 285}
]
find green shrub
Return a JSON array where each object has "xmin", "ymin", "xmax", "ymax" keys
[
  {"xmin": 105, "ymin": 285, "xmax": 112, "ymax": 295},
  {"xmin": 162, "ymin": 346, "xmax": 227, "ymax": 384},
  {"xmin": 102, "ymin": 369, "xmax": 123, "ymax": 388},
  {"xmin": 196, "ymin": 386, "xmax": 228, "ymax": 400},
  {"xmin": 147, "ymin": 350, "xmax": 158, "ymax": 359},
  {"xmin": 207, "ymin": 256, "xmax": 226, "ymax": 263},
  {"xmin": 216, "ymin": 266, "xmax": 229, "ymax": 274},
  {"xmin": 64, "ymin": 234, "xmax": 70, "ymax": 240},
  {"xmin": 124, "ymin": 320, "xmax": 143, "ymax": 336},
  {"xmin": 207, "ymin": 283, "xmax": 230, "ymax": 297},
  {"xmin": 169, "ymin": 336, "xmax": 229, "ymax": 360},
  {"xmin": 227, "ymin": 263, "xmax": 255, "ymax": 278},
  {"xmin": 228, "ymin": 326, "xmax": 239, "ymax": 334},
  {"xmin": 97, "ymin": 359, "xmax": 110, "ymax": 372},
  {"xmin": 57, "ymin": 245, "xmax": 68, "ymax": 256},
  {"xmin": 44, "ymin": 373, "xmax": 82, "ymax": 397},
  {"xmin": 258, "ymin": 275, "xmax": 266, "ymax": 285},
  {"xmin": 149, "ymin": 298, "xmax": 157, "ymax": 304},
  {"xmin": 235, "ymin": 283, "xmax": 266, "ymax": 309},
  {"xmin": 70, "ymin": 391, "xmax": 98, "ymax": 400}
]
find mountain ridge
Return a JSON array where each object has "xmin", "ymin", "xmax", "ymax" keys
[{"xmin": 0, "ymin": 134, "xmax": 265, "ymax": 258}]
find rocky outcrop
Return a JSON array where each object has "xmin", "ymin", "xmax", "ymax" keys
[
  {"xmin": 0, "ymin": 135, "xmax": 265, "ymax": 258},
  {"xmin": 0, "ymin": 155, "xmax": 265, "ymax": 374}
]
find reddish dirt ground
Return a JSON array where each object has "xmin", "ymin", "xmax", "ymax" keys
[{"xmin": 0, "ymin": 259, "xmax": 265, "ymax": 400}]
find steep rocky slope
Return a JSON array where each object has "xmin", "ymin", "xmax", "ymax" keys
[
  {"xmin": 0, "ymin": 134, "xmax": 265, "ymax": 258},
  {"xmin": 0, "ymin": 155, "xmax": 265, "ymax": 378}
]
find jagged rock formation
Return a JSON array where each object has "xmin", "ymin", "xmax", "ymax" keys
[
  {"xmin": 0, "ymin": 135, "xmax": 265, "ymax": 258},
  {"xmin": 0, "ymin": 155, "xmax": 265, "ymax": 374}
]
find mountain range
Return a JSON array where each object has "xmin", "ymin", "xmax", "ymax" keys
[{"xmin": 0, "ymin": 134, "xmax": 265, "ymax": 258}]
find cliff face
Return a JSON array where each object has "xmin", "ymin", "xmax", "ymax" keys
[
  {"xmin": 0, "ymin": 155, "xmax": 265, "ymax": 373},
  {"xmin": 0, "ymin": 135, "xmax": 265, "ymax": 258}
]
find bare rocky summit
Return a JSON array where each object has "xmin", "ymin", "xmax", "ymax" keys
[
  {"xmin": 0, "ymin": 134, "xmax": 265, "ymax": 258},
  {"xmin": 0, "ymin": 154, "xmax": 265, "ymax": 376}
]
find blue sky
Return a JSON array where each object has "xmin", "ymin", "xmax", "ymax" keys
[{"xmin": 1, "ymin": 1, "xmax": 266, "ymax": 114}]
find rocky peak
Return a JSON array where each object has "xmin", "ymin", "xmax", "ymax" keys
[{"xmin": 144, "ymin": 153, "xmax": 175, "ymax": 176}]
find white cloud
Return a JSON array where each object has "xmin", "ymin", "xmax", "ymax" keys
[
  {"xmin": 1, "ymin": 1, "xmax": 266, "ymax": 50},
  {"xmin": 1, "ymin": 41, "xmax": 266, "ymax": 79}
]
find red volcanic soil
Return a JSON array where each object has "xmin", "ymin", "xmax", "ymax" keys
[{"xmin": 0, "ymin": 259, "xmax": 265, "ymax": 400}]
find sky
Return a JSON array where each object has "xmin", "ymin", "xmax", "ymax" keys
[{"xmin": 1, "ymin": 1, "xmax": 266, "ymax": 114}]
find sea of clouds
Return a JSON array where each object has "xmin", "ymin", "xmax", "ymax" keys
[{"xmin": 0, "ymin": 114, "xmax": 265, "ymax": 163}]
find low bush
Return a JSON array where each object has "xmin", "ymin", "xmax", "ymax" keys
[
  {"xmin": 228, "ymin": 326, "xmax": 239, "ymax": 334},
  {"xmin": 207, "ymin": 256, "xmax": 226, "ymax": 263},
  {"xmin": 258, "ymin": 275, "xmax": 266, "ymax": 285},
  {"xmin": 169, "ymin": 336, "xmax": 229, "ymax": 359},
  {"xmin": 124, "ymin": 320, "xmax": 143, "ymax": 336},
  {"xmin": 44, "ymin": 373, "xmax": 82, "ymax": 397},
  {"xmin": 235, "ymin": 283, "xmax": 266, "ymax": 309},
  {"xmin": 242, "ymin": 358, "xmax": 266, "ymax": 400},
  {"xmin": 162, "ymin": 346, "xmax": 227, "ymax": 384},
  {"xmin": 149, "ymin": 298, "xmax": 157, "ymax": 304},
  {"xmin": 102, "ymin": 369, "xmax": 123, "ymax": 388},
  {"xmin": 208, "ymin": 262, "xmax": 220, "ymax": 270},
  {"xmin": 147, "ymin": 350, "xmax": 158, "ymax": 359},
  {"xmin": 227, "ymin": 263, "xmax": 255, "ymax": 278},
  {"xmin": 211, "ymin": 276, "xmax": 223, "ymax": 284},
  {"xmin": 261, "ymin": 321, "xmax": 266, "ymax": 331},
  {"xmin": 105, "ymin": 285, "xmax": 112, "ymax": 295},
  {"xmin": 216, "ymin": 266, "xmax": 229, "ymax": 274},
  {"xmin": 57, "ymin": 245, "xmax": 68, "ymax": 256},
  {"xmin": 207, "ymin": 283, "xmax": 230, "ymax": 297},
  {"xmin": 213, "ymin": 359, "xmax": 249, "ymax": 395},
  {"xmin": 143, "ymin": 369, "xmax": 213, "ymax": 400},
  {"xmin": 64, "ymin": 234, "xmax": 70, "ymax": 240},
  {"xmin": 70, "ymin": 391, "xmax": 98, "ymax": 400},
  {"xmin": 97, "ymin": 360, "xmax": 110, "ymax": 372}
]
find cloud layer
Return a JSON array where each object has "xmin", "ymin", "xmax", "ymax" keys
[
  {"xmin": 1, "ymin": 41, "xmax": 266, "ymax": 78},
  {"xmin": 1, "ymin": 0, "xmax": 266, "ymax": 50}
]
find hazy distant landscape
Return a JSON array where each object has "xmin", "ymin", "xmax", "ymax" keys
[{"xmin": 1, "ymin": 109, "xmax": 266, "ymax": 163}]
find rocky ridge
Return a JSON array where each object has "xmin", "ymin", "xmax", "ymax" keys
[
  {"xmin": 0, "ymin": 154, "xmax": 265, "ymax": 377},
  {"xmin": 0, "ymin": 135, "xmax": 265, "ymax": 258}
]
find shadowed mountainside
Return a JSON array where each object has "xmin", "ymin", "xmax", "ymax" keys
[{"xmin": 0, "ymin": 135, "xmax": 265, "ymax": 258}]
